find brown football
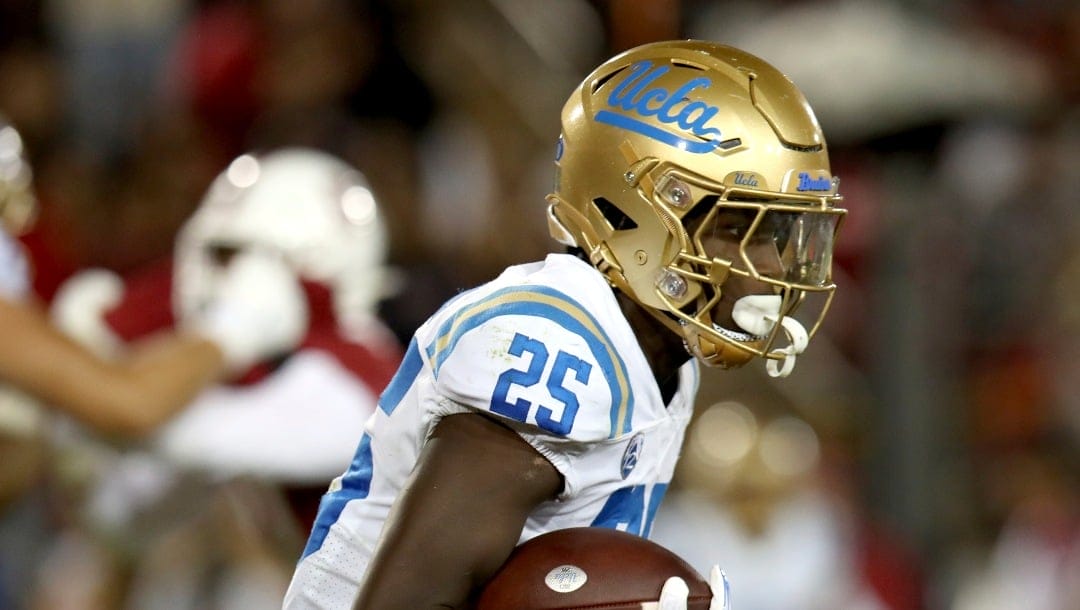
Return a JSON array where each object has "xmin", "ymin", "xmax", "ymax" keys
[{"xmin": 476, "ymin": 527, "xmax": 712, "ymax": 610}]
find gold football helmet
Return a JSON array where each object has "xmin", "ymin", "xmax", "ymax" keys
[
  {"xmin": 548, "ymin": 41, "xmax": 845, "ymax": 376},
  {"xmin": 0, "ymin": 116, "xmax": 37, "ymax": 235}
]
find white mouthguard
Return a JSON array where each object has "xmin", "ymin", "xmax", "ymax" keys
[{"xmin": 731, "ymin": 294, "xmax": 809, "ymax": 378}]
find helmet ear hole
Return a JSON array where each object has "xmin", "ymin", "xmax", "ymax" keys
[{"xmin": 593, "ymin": 197, "xmax": 638, "ymax": 231}]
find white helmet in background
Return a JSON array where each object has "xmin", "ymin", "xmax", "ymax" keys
[{"xmin": 175, "ymin": 148, "xmax": 388, "ymax": 339}]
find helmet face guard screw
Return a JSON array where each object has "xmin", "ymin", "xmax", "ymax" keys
[
  {"xmin": 658, "ymin": 176, "xmax": 693, "ymax": 208},
  {"xmin": 656, "ymin": 269, "xmax": 687, "ymax": 298},
  {"xmin": 623, "ymin": 170, "xmax": 637, "ymax": 184}
]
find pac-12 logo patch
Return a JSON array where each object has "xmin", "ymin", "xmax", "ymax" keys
[{"xmin": 621, "ymin": 434, "xmax": 643, "ymax": 479}]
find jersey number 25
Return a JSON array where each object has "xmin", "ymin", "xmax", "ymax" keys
[{"xmin": 490, "ymin": 332, "xmax": 592, "ymax": 435}]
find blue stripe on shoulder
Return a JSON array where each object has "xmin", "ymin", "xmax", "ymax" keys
[
  {"xmin": 300, "ymin": 432, "xmax": 374, "ymax": 560},
  {"xmin": 377, "ymin": 337, "xmax": 423, "ymax": 415}
]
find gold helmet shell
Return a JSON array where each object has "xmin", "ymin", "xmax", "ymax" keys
[{"xmin": 548, "ymin": 40, "xmax": 845, "ymax": 369}]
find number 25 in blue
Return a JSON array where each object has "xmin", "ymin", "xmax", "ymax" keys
[{"xmin": 491, "ymin": 332, "xmax": 592, "ymax": 435}]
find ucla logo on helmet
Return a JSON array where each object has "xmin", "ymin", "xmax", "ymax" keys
[
  {"xmin": 734, "ymin": 172, "xmax": 759, "ymax": 187},
  {"xmin": 594, "ymin": 60, "xmax": 723, "ymax": 154}
]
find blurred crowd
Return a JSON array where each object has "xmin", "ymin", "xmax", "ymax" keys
[{"xmin": 0, "ymin": 0, "xmax": 1078, "ymax": 609}]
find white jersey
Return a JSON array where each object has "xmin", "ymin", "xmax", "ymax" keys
[
  {"xmin": 151, "ymin": 349, "xmax": 381, "ymax": 485},
  {"xmin": 285, "ymin": 253, "xmax": 700, "ymax": 609},
  {"xmin": 0, "ymin": 227, "xmax": 29, "ymax": 301}
]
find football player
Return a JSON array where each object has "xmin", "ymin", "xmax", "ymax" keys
[
  {"xmin": 284, "ymin": 40, "xmax": 845, "ymax": 610},
  {"xmin": 37, "ymin": 148, "xmax": 403, "ymax": 607},
  {"xmin": 0, "ymin": 115, "xmax": 306, "ymax": 608},
  {"xmin": 151, "ymin": 147, "xmax": 401, "ymax": 489},
  {"xmin": 49, "ymin": 147, "xmax": 403, "ymax": 518}
]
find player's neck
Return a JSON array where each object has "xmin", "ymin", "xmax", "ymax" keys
[{"xmin": 613, "ymin": 290, "xmax": 690, "ymax": 404}]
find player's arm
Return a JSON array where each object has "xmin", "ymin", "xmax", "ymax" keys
[
  {"xmin": 0, "ymin": 252, "xmax": 306, "ymax": 439},
  {"xmin": 0, "ymin": 294, "xmax": 225, "ymax": 437},
  {"xmin": 353, "ymin": 411, "xmax": 563, "ymax": 610}
]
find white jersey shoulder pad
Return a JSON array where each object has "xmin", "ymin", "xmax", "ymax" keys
[{"xmin": 422, "ymin": 255, "xmax": 636, "ymax": 441}]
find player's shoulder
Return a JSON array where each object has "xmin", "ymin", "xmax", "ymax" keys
[
  {"xmin": 417, "ymin": 254, "xmax": 641, "ymax": 440},
  {"xmin": 422, "ymin": 254, "xmax": 627, "ymax": 351},
  {"xmin": 421, "ymin": 252, "xmax": 609, "ymax": 326}
]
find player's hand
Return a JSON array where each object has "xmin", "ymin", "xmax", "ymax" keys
[
  {"xmin": 183, "ymin": 251, "xmax": 308, "ymax": 373},
  {"xmin": 657, "ymin": 565, "xmax": 731, "ymax": 610},
  {"xmin": 50, "ymin": 267, "xmax": 125, "ymax": 357}
]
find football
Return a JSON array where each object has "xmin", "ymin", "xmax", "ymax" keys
[{"xmin": 476, "ymin": 527, "xmax": 712, "ymax": 610}]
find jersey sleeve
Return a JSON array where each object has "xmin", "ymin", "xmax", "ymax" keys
[{"xmin": 424, "ymin": 284, "xmax": 636, "ymax": 445}]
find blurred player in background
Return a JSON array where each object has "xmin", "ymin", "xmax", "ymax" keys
[
  {"xmin": 285, "ymin": 40, "xmax": 846, "ymax": 610},
  {"xmin": 39, "ymin": 148, "xmax": 403, "ymax": 608},
  {"xmin": 0, "ymin": 115, "xmax": 309, "ymax": 606},
  {"xmin": 651, "ymin": 401, "xmax": 895, "ymax": 610},
  {"xmin": 0, "ymin": 111, "xmax": 308, "ymax": 604},
  {"xmin": 0, "ymin": 115, "xmax": 308, "ymax": 440}
]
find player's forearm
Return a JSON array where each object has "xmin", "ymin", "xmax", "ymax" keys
[
  {"xmin": 0, "ymin": 299, "xmax": 201, "ymax": 436},
  {"xmin": 351, "ymin": 491, "xmax": 496, "ymax": 610},
  {"xmin": 0, "ymin": 298, "xmax": 226, "ymax": 437},
  {"xmin": 102, "ymin": 331, "xmax": 227, "ymax": 435},
  {"xmin": 352, "ymin": 413, "xmax": 563, "ymax": 610},
  {"xmin": 43, "ymin": 331, "xmax": 225, "ymax": 438}
]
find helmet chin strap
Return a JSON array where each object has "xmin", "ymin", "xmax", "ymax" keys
[
  {"xmin": 732, "ymin": 295, "xmax": 809, "ymax": 378},
  {"xmin": 684, "ymin": 332, "xmax": 756, "ymax": 369}
]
